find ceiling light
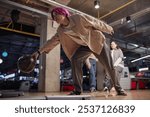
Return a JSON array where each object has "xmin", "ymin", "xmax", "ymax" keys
[
  {"xmin": 130, "ymin": 43, "xmax": 138, "ymax": 47},
  {"xmin": 121, "ymin": 18, "xmax": 124, "ymax": 24},
  {"xmin": 2, "ymin": 51, "xmax": 8, "ymax": 57},
  {"xmin": 94, "ymin": 0, "xmax": 100, "ymax": 9},
  {"xmin": 0, "ymin": 58, "xmax": 3, "ymax": 64},
  {"xmin": 126, "ymin": 16, "xmax": 131, "ymax": 23},
  {"xmin": 139, "ymin": 67, "xmax": 149, "ymax": 72},
  {"xmin": 131, "ymin": 55, "xmax": 150, "ymax": 63}
]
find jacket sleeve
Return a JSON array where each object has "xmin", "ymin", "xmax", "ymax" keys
[
  {"xmin": 78, "ymin": 14, "xmax": 114, "ymax": 34},
  {"xmin": 39, "ymin": 33, "xmax": 60, "ymax": 54}
]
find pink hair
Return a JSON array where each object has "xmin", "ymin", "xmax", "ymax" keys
[{"xmin": 51, "ymin": 7, "xmax": 70, "ymax": 19}]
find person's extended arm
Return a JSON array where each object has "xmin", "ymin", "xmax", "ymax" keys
[
  {"xmin": 39, "ymin": 34, "xmax": 60, "ymax": 54},
  {"xmin": 85, "ymin": 58, "xmax": 91, "ymax": 69},
  {"xmin": 85, "ymin": 54, "xmax": 97, "ymax": 69},
  {"xmin": 32, "ymin": 33, "xmax": 60, "ymax": 59}
]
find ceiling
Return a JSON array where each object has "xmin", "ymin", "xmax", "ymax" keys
[{"xmin": 0, "ymin": 0, "xmax": 150, "ymax": 74}]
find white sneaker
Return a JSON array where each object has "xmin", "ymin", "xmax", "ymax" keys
[
  {"xmin": 103, "ymin": 87, "xmax": 110, "ymax": 98},
  {"xmin": 90, "ymin": 87, "xmax": 96, "ymax": 92}
]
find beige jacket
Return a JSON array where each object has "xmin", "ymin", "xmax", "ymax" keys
[{"xmin": 39, "ymin": 14, "xmax": 113, "ymax": 60}]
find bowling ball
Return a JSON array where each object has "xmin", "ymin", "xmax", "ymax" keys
[{"xmin": 17, "ymin": 55, "xmax": 36, "ymax": 73}]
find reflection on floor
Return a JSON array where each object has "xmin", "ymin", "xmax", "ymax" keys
[{"xmin": 0, "ymin": 90, "xmax": 150, "ymax": 100}]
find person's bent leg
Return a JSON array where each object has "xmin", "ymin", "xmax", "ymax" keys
[{"xmin": 70, "ymin": 46, "xmax": 92, "ymax": 95}]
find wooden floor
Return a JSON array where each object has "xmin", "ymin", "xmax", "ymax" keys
[{"xmin": 0, "ymin": 89, "xmax": 150, "ymax": 100}]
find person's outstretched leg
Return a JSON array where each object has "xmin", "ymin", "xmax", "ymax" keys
[{"xmin": 95, "ymin": 42, "xmax": 127, "ymax": 96}]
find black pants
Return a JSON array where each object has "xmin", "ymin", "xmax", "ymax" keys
[{"xmin": 71, "ymin": 42, "xmax": 123, "ymax": 93}]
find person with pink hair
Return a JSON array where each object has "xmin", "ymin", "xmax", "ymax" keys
[
  {"xmin": 32, "ymin": 7, "xmax": 127, "ymax": 96},
  {"xmin": 51, "ymin": 7, "xmax": 70, "ymax": 19}
]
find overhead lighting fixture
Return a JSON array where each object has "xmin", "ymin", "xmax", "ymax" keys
[
  {"xmin": 131, "ymin": 55, "xmax": 150, "ymax": 63},
  {"xmin": 139, "ymin": 67, "xmax": 149, "ymax": 72},
  {"xmin": 0, "ymin": 58, "xmax": 3, "ymax": 64},
  {"xmin": 126, "ymin": 16, "xmax": 131, "ymax": 23},
  {"xmin": 129, "ymin": 43, "xmax": 138, "ymax": 47},
  {"xmin": 94, "ymin": 0, "xmax": 100, "ymax": 9},
  {"xmin": 121, "ymin": 18, "xmax": 124, "ymax": 24},
  {"xmin": 2, "ymin": 51, "xmax": 8, "ymax": 57}
]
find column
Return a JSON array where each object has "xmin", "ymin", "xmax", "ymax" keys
[{"xmin": 38, "ymin": 17, "xmax": 60, "ymax": 92}]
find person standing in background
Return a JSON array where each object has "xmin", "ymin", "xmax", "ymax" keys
[
  {"xmin": 111, "ymin": 41, "xmax": 124, "ymax": 82},
  {"xmin": 109, "ymin": 41, "xmax": 126, "ymax": 95},
  {"xmin": 103, "ymin": 41, "xmax": 125, "ymax": 95},
  {"xmin": 85, "ymin": 54, "xmax": 98, "ymax": 92}
]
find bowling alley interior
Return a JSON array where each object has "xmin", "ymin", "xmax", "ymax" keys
[{"xmin": 0, "ymin": 0, "xmax": 150, "ymax": 100}]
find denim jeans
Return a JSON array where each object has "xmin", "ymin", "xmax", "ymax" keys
[{"xmin": 89, "ymin": 59, "xmax": 97, "ymax": 89}]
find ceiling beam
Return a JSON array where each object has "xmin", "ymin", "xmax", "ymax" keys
[
  {"xmin": 39, "ymin": 0, "xmax": 97, "ymax": 19},
  {"xmin": 0, "ymin": 26, "xmax": 40, "ymax": 37},
  {"xmin": 99, "ymin": 0, "xmax": 136, "ymax": 19},
  {"xmin": 0, "ymin": 0, "xmax": 49, "ymax": 16},
  {"xmin": 110, "ymin": 7, "xmax": 150, "ymax": 26}
]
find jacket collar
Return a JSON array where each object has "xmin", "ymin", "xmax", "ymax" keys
[{"xmin": 60, "ymin": 15, "xmax": 76, "ymax": 29}]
